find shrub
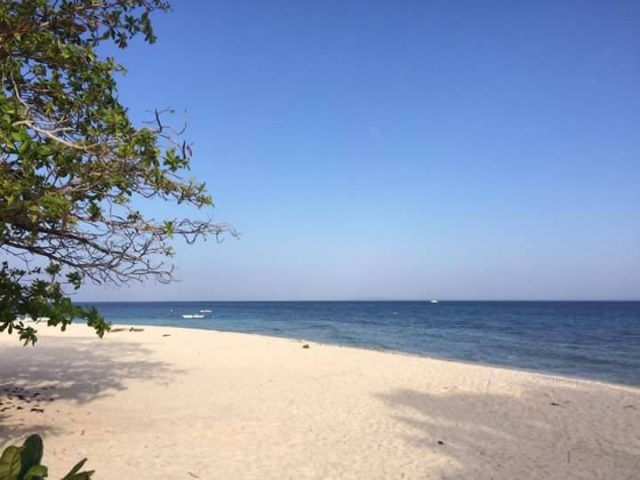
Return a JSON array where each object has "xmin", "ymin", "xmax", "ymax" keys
[{"xmin": 0, "ymin": 434, "xmax": 93, "ymax": 479}]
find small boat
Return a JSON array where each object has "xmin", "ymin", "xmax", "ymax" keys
[
  {"xmin": 200, "ymin": 309, "xmax": 212, "ymax": 313},
  {"xmin": 182, "ymin": 314, "xmax": 205, "ymax": 319},
  {"xmin": 430, "ymin": 300, "xmax": 439, "ymax": 304}
]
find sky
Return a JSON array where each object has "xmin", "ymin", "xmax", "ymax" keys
[{"xmin": 78, "ymin": 0, "xmax": 640, "ymax": 301}]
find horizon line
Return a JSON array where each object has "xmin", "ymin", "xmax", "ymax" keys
[{"xmin": 75, "ymin": 299, "xmax": 640, "ymax": 303}]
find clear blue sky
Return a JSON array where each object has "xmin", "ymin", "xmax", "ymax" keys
[{"xmin": 79, "ymin": 0, "xmax": 640, "ymax": 301}]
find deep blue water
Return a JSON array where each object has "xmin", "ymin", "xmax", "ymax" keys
[{"xmin": 82, "ymin": 301, "xmax": 640, "ymax": 386}]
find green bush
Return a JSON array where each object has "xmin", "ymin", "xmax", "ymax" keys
[{"xmin": 0, "ymin": 435, "xmax": 93, "ymax": 480}]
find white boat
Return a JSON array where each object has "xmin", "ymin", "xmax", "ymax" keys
[
  {"xmin": 430, "ymin": 300, "xmax": 439, "ymax": 304},
  {"xmin": 182, "ymin": 314, "xmax": 205, "ymax": 319},
  {"xmin": 200, "ymin": 309, "xmax": 212, "ymax": 313}
]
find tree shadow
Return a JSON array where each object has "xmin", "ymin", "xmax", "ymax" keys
[
  {"xmin": 0, "ymin": 333, "xmax": 182, "ymax": 445},
  {"xmin": 376, "ymin": 382, "xmax": 640, "ymax": 479},
  {"xmin": 0, "ymin": 411, "xmax": 59, "ymax": 448}
]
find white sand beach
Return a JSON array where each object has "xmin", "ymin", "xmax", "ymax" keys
[{"xmin": 0, "ymin": 324, "xmax": 638, "ymax": 479}]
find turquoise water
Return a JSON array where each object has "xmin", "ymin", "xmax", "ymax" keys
[{"xmin": 83, "ymin": 301, "xmax": 640, "ymax": 386}]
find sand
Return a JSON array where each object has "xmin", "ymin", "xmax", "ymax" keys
[{"xmin": 0, "ymin": 324, "xmax": 638, "ymax": 479}]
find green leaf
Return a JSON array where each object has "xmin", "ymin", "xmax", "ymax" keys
[
  {"xmin": 62, "ymin": 474, "xmax": 93, "ymax": 480},
  {"xmin": 0, "ymin": 445, "xmax": 22, "ymax": 480},
  {"xmin": 45, "ymin": 264, "xmax": 61, "ymax": 276},
  {"xmin": 61, "ymin": 459, "xmax": 93, "ymax": 480},
  {"xmin": 19, "ymin": 435, "xmax": 43, "ymax": 477},
  {"xmin": 23, "ymin": 464, "xmax": 47, "ymax": 480}
]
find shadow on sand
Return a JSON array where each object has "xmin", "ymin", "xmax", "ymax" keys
[
  {"xmin": 0, "ymin": 333, "xmax": 181, "ymax": 444},
  {"xmin": 376, "ymin": 383, "xmax": 640, "ymax": 479}
]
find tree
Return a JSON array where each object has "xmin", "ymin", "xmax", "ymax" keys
[{"xmin": 0, "ymin": 0, "xmax": 235, "ymax": 345}]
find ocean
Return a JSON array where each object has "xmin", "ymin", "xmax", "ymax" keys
[{"xmin": 82, "ymin": 301, "xmax": 640, "ymax": 386}]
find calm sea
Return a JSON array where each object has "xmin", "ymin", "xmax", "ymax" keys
[{"xmin": 82, "ymin": 301, "xmax": 640, "ymax": 386}]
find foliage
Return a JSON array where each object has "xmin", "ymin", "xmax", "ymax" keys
[
  {"xmin": 0, "ymin": 1, "xmax": 235, "ymax": 344},
  {"xmin": 0, "ymin": 434, "xmax": 93, "ymax": 479}
]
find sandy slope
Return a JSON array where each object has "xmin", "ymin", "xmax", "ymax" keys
[{"xmin": 0, "ymin": 324, "xmax": 638, "ymax": 479}]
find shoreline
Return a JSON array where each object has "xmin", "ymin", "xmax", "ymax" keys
[
  {"xmin": 1, "ymin": 324, "xmax": 638, "ymax": 479},
  {"xmin": 108, "ymin": 321, "xmax": 640, "ymax": 391}
]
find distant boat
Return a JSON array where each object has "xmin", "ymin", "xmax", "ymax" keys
[
  {"xmin": 200, "ymin": 309, "xmax": 212, "ymax": 313},
  {"xmin": 430, "ymin": 300, "xmax": 439, "ymax": 304},
  {"xmin": 182, "ymin": 314, "xmax": 205, "ymax": 319}
]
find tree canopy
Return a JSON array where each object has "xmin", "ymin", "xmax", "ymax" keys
[{"xmin": 0, "ymin": 0, "xmax": 234, "ymax": 344}]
